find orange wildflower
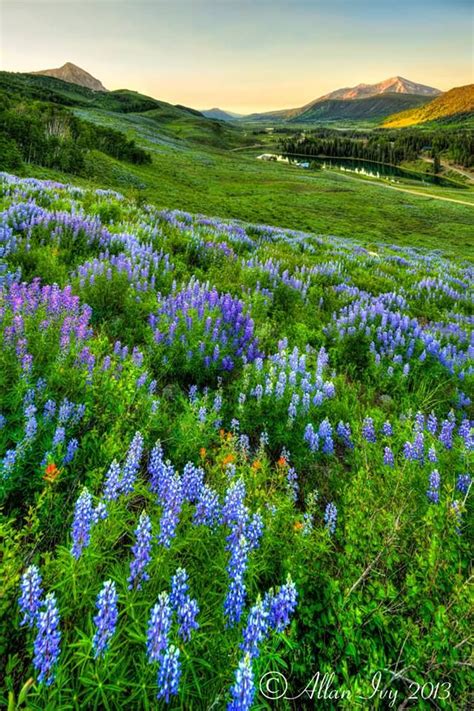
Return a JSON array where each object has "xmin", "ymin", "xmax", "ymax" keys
[
  {"xmin": 222, "ymin": 453, "xmax": 235, "ymax": 467},
  {"xmin": 277, "ymin": 456, "xmax": 288, "ymax": 468},
  {"xmin": 43, "ymin": 462, "xmax": 59, "ymax": 483},
  {"xmin": 293, "ymin": 521, "xmax": 303, "ymax": 531},
  {"xmin": 199, "ymin": 447, "xmax": 207, "ymax": 459},
  {"xmin": 251, "ymin": 459, "xmax": 262, "ymax": 471}
]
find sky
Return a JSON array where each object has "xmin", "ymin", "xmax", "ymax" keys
[{"xmin": 1, "ymin": 0, "xmax": 472, "ymax": 113}]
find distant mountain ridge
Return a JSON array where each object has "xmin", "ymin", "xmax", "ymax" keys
[
  {"xmin": 32, "ymin": 62, "xmax": 108, "ymax": 92},
  {"xmin": 202, "ymin": 108, "xmax": 243, "ymax": 121},
  {"xmin": 316, "ymin": 76, "xmax": 441, "ymax": 102},
  {"xmin": 384, "ymin": 84, "xmax": 474, "ymax": 127},
  {"xmin": 245, "ymin": 76, "xmax": 442, "ymax": 123}
]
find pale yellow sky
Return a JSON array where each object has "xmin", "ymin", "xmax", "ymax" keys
[{"xmin": 1, "ymin": 0, "xmax": 472, "ymax": 113}]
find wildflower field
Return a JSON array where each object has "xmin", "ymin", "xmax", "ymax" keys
[{"xmin": 0, "ymin": 171, "xmax": 472, "ymax": 709}]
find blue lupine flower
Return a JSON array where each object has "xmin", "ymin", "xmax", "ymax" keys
[
  {"xmin": 427, "ymin": 470, "xmax": 441, "ymax": 503},
  {"xmin": 304, "ymin": 423, "xmax": 319, "ymax": 453},
  {"xmin": 158, "ymin": 473, "xmax": 183, "ymax": 548},
  {"xmin": 240, "ymin": 597, "xmax": 269, "ymax": 658},
  {"xmin": 92, "ymin": 580, "xmax": 118, "ymax": 658},
  {"xmin": 336, "ymin": 421, "xmax": 353, "ymax": 448},
  {"xmin": 324, "ymin": 502, "xmax": 337, "ymax": 535},
  {"xmin": 63, "ymin": 438, "xmax": 78, "ymax": 464},
  {"xmin": 194, "ymin": 484, "xmax": 221, "ymax": 528},
  {"xmin": 147, "ymin": 592, "xmax": 172, "ymax": 663},
  {"xmin": 182, "ymin": 462, "xmax": 204, "ymax": 503},
  {"xmin": 71, "ymin": 488, "xmax": 93, "ymax": 559},
  {"xmin": 439, "ymin": 419, "xmax": 455, "ymax": 450},
  {"xmin": 427, "ymin": 413, "xmax": 438, "ymax": 435},
  {"xmin": 120, "ymin": 431, "xmax": 144, "ymax": 494},
  {"xmin": 92, "ymin": 501, "xmax": 108, "ymax": 524},
  {"xmin": 33, "ymin": 593, "xmax": 61, "ymax": 686},
  {"xmin": 19, "ymin": 565, "xmax": 43, "ymax": 628},
  {"xmin": 428, "ymin": 447, "xmax": 437, "ymax": 463},
  {"xmin": 383, "ymin": 447, "xmax": 394, "ymax": 467},
  {"xmin": 286, "ymin": 466, "xmax": 299, "ymax": 501},
  {"xmin": 456, "ymin": 474, "xmax": 471, "ymax": 495},
  {"xmin": 381, "ymin": 421, "xmax": 393, "ymax": 437},
  {"xmin": 157, "ymin": 644, "xmax": 181, "ymax": 702},
  {"xmin": 169, "ymin": 568, "xmax": 189, "ymax": 611},
  {"xmin": 264, "ymin": 575, "xmax": 298, "ymax": 633},
  {"xmin": 52, "ymin": 426, "xmax": 65, "ymax": 448},
  {"xmin": 224, "ymin": 535, "xmax": 248, "ymax": 626},
  {"xmin": 228, "ymin": 654, "xmax": 255, "ymax": 711},
  {"xmin": 128, "ymin": 511, "xmax": 153, "ymax": 590},
  {"xmin": 177, "ymin": 597, "xmax": 199, "ymax": 641},
  {"xmin": 246, "ymin": 513, "xmax": 263, "ymax": 551},
  {"xmin": 362, "ymin": 417, "xmax": 376, "ymax": 443},
  {"xmin": 103, "ymin": 460, "xmax": 121, "ymax": 501},
  {"xmin": 148, "ymin": 441, "xmax": 166, "ymax": 494}
]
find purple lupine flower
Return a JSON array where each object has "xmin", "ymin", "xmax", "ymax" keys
[
  {"xmin": 383, "ymin": 447, "xmax": 394, "ymax": 467},
  {"xmin": 336, "ymin": 421, "xmax": 353, "ymax": 449},
  {"xmin": 240, "ymin": 597, "xmax": 269, "ymax": 659},
  {"xmin": 194, "ymin": 484, "xmax": 221, "ymax": 528},
  {"xmin": 246, "ymin": 513, "xmax": 264, "ymax": 551},
  {"xmin": 177, "ymin": 597, "xmax": 199, "ymax": 641},
  {"xmin": 158, "ymin": 473, "xmax": 183, "ymax": 548},
  {"xmin": 286, "ymin": 466, "xmax": 299, "ymax": 501},
  {"xmin": 92, "ymin": 580, "xmax": 118, "ymax": 658},
  {"xmin": 319, "ymin": 419, "xmax": 334, "ymax": 454},
  {"xmin": 222, "ymin": 478, "xmax": 247, "ymax": 528},
  {"xmin": 157, "ymin": 644, "xmax": 181, "ymax": 702},
  {"xmin": 71, "ymin": 488, "xmax": 93, "ymax": 559},
  {"xmin": 362, "ymin": 417, "xmax": 377, "ymax": 443},
  {"xmin": 304, "ymin": 423, "xmax": 319, "ymax": 453},
  {"xmin": 63, "ymin": 438, "xmax": 78, "ymax": 465},
  {"xmin": 428, "ymin": 447, "xmax": 437, "ymax": 463},
  {"xmin": 427, "ymin": 413, "xmax": 438, "ymax": 435},
  {"xmin": 33, "ymin": 593, "xmax": 61, "ymax": 686},
  {"xmin": 264, "ymin": 575, "xmax": 298, "ymax": 633},
  {"xmin": 120, "ymin": 431, "xmax": 144, "ymax": 494},
  {"xmin": 228, "ymin": 654, "xmax": 255, "ymax": 711},
  {"xmin": 92, "ymin": 501, "xmax": 108, "ymax": 524},
  {"xmin": 148, "ymin": 441, "xmax": 166, "ymax": 494},
  {"xmin": 44, "ymin": 419, "xmax": 62, "ymax": 448},
  {"xmin": 103, "ymin": 460, "xmax": 121, "ymax": 501},
  {"xmin": 439, "ymin": 419, "xmax": 455, "ymax": 450},
  {"xmin": 170, "ymin": 568, "xmax": 189, "ymax": 610},
  {"xmin": 381, "ymin": 421, "xmax": 393, "ymax": 437},
  {"xmin": 147, "ymin": 592, "xmax": 172, "ymax": 663},
  {"xmin": 224, "ymin": 535, "xmax": 248, "ymax": 626},
  {"xmin": 182, "ymin": 462, "xmax": 204, "ymax": 503},
  {"xmin": 456, "ymin": 474, "xmax": 471, "ymax": 495},
  {"xmin": 324, "ymin": 502, "xmax": 337, "ymax": 535},
  {"xmin": 128, "ymin": 511, "xmax": 153, "ymax": 590},
  {"xmin": 427, "ymin": 470, "xmax": 441, "ymax": 503},
  {"xmin": 19, "ymin": 565, "xmax": 43, "ymax": 628}
]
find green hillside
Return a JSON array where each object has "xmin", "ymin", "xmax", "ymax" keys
[
  {"xmin": 384, "ymin": 84, "xmax": 474, "ymax": 127},
  {"xmin": 293, "ymin": 93, "xmax": 432, "ymax": 123}
]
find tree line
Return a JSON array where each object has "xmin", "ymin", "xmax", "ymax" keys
[
  {"xmin": 279, "ymin": 128, "xmax": 474, "ymax": 168},
  {"xmin": 0, "ymin": 93, "xmax": 152, "ymax": 175}
]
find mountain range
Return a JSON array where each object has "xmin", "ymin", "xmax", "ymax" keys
[
  {"xmin": 244, "ymin": 76, "xmax": 441, "ymax": 122},
  {"xmin": 9, "ymin": 63, "xmax": 473, "ymax": 127}
]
